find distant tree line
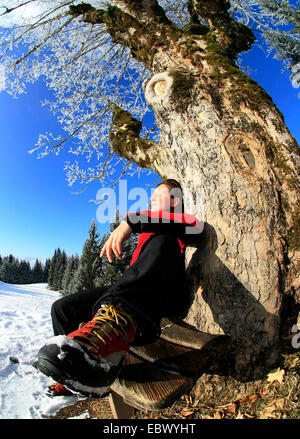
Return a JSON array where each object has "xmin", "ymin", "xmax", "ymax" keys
[
  {"xmin": 0, "ymin": 254, "xmax": 48, "ymax": 284},
  {"xmin": 0, "ymin": 213, "xmax": 138, "ymax": 296}
]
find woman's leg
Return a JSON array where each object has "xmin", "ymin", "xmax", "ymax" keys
[
  {"xmin": 35, "ymin": 235, "xmax": 186, "ymax": 394},
  {"xmin": 94, "ymin": 234, "xmax": 186, "ymax": 345},
  {"xmin": 51, "ymin": 287, "xmax": 109, "ymax": 335},
  {"xmin": 51, "ymin": 235, "xmax": 185, "ymax": 342}
]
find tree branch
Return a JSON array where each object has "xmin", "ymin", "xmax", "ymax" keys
[
  {"xmin": 0, "ymin": 0, "xmax": 36, "ymax": 17},
  {"xmin": 111, "ymin": 0, "xmax": 172, "ymax": 25},
  {"xmin": 15, "ymin": 16, "xmax": 74, "ymax": 65},
  {"xmin": 109, "ymin": 105, "xmax": 159, "ymax": 170},
  {"xmin": 193, "ymin": 0, "xmax": 256, "ymax": 57},
  {"xmin": 193, "ymin": 0, "xmax": 233, "ymax": 27},
  {"xmin": 68, "ymin": 2, "xmax": 183, "ymax": 70}
]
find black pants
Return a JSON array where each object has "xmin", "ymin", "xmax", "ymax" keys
[{"xmin": 51, "ymin": 234, "xmax": 186, "ymax": 346}]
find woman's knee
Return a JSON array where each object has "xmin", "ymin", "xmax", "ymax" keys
[
  {"xmin": 51, "ymin": 299, "xmax": 60, "ymax": 321},
  {"xmin": 51, "ymin": 296, "xmax": 69, "ymax": 320}
]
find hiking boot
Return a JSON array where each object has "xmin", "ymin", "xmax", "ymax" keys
[{"xmin": 35, "ymin": 304, "xmax": 136, "ymax": 396}]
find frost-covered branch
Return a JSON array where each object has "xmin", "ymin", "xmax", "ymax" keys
[
  {"xmin": 0, "ymin": 1, "xmax": 156, "ymax": 188},
  {"xmin": 0, "ymin": 0, "xmax": 36, "ymax": 17},
  {"xmin": 0, "ymin": 0, "xmax": 298, "ymax": 191},
  {"xmin": 230, "ymin": 0, "xmax": 300, "ymax": 90}
]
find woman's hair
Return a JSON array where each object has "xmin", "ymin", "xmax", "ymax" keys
[{"xmin": 156, "ymin": 178, "xmax": 184, "ymax": 213}]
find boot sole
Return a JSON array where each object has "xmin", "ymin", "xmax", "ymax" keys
[
  {"xmin": 36, "ymin": 356, "xmax": 70, "ymax": 383},
  {"xmin": 36, "ymin": 339, "xmax": 120, "ymax": 397}
]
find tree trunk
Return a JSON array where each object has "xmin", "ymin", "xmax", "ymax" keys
[
  {"xmin": 142, "ymin": 68, "xmax": 299, "ymax": 378},
  {"xmin": 74, "ymin": 0, "xmax": 300, "ymax": 378}
]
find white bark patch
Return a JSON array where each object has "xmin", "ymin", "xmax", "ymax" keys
[
  {"xmin": 154, "ymin": 80, "xmax": 167, "ymax": 96},
  {"xmin": 144, "ymin": 71, "xmax": 174, "ymax": 105},
  {"xmin": 128, "ymin": 27, "xmax": 136, "ymax": 36}
]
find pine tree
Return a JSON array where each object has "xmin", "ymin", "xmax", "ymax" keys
[
  {"xmin": 74, "ymin": 221, "xmax": 102, "ymax": 292},
  {"xmin": 48, "ymin": 248, "xmax": 68, "ymax": 290},
  {"xmin": 98, "ymin": 211, "xmax": 138, "ymax": 287},
  {"xmin": 43, "ymin": 258, "xmax": 51, "ymax": 283},
  {"xmin": 57, "ymin": 250, "xmax": 68, "ymax": 290},
  {"xmin": 48, "ymin": 249, "xmax": 58, "ymax": 288},
  {"xmin": 12, "ymin": 258, "xmax": 22, "ymax": 284},
  {"xmin": 66, "ymin": 267, "xmax": 81, "ymax": 295},
  {"xmin": 96, "ymin": 232, "xmax": 112, "ymax": 287},
  {"xmin": 61, "ymin": 254, "xmax": 80, "ymax": 296},
  {"xmin": 19, "ymin": 260, "xmax": 32, "ymax": 284},
  {"xmin": 8, "ymin": 254, "xmax": 14, "ymax": 264},
  {"xmin": 0, "ymin": 258, "xmax": 14, "ymax": 283},
  {"xmin": 32, "ymin": 259, "xmax": 44, "ymax": 283},
  {"xmin": 51, "ymin": 248, "xmax": 62, "ymax": 290}
]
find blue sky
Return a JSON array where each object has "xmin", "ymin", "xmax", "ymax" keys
[
  {"xmin": 0, "ymin": 80, "xmax": 156, "ymax": 262},
  {"xmin": 0, "ymin": 38, "xmax": 299, "ymax": 263}
]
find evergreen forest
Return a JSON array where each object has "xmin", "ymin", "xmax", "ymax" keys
[{"xmin": 0, "ymin": 214, "xmax": 137, "ymax": 296}]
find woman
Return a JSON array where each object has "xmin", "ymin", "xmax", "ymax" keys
[{"xmin": 36, "ymin": 179, "xmax": 203, "ymax": 396}]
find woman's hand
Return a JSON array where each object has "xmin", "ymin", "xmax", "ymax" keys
[{"xmin": 100, "ymin": 221, "xmax": 133, "ymax": 263}]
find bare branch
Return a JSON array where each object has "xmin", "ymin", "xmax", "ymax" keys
[
  {"xmin": 15, "ymin": 15, "xmax": 74, "ymax": 65},
  {"xmin": 0, "ymin": 0, "xmax": 36, "ymax": 17}
]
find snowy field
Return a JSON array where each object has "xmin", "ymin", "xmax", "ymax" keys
[{"xmin": 0, "ymin": 281, "xmax": 83, "ymax": 419}]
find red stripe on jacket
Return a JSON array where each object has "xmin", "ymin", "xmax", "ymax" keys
[
  {"xmin": 126, "ymin": 210, "xmax": 203, "ymax": 266},
  {"xmin": 130, "ymin": 232, "xmax": 155, "ymax": 265}
]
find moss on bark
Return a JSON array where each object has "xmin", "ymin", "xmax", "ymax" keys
[{"xmin": 109, "ymin": 106, "xmax": 157, "ymax": 169}]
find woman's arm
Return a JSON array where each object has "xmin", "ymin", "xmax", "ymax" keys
[
  {"xmin": 100, "ymin": 210, "xmax": 203, "ymax": 262},
  {"xmin": 125, "ymin": 210, "xmax": 204, "ymax": 237}
]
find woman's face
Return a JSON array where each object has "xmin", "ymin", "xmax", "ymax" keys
[{"xmin": 150, "ymin": 184, "xmax": 175, "ymax": 212}]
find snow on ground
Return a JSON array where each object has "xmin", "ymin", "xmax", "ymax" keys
[{"xmin": 0, "ymin": 281, "xmax": 82, "ymax": 419}]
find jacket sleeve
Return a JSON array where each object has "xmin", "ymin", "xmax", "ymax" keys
[{"xmin": 124, "ymin": 210, "xmax": 203, "ymax": 237}]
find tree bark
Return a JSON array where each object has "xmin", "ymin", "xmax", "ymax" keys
[{"xmin": 71, "ymin": 0, "xmax": 300, "ymax": 378}]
